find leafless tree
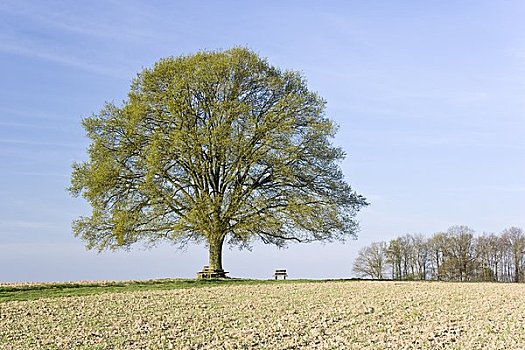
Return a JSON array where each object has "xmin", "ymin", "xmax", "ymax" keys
[
  {"xmin": 354, "ymin": 226, "xmax": 525, "ymax": 283},
  {"xmin": 501, "ymin": 227, "xmax": 525, "ymax": 282},
  {"xmin": 352, "ymin": 241, "xmax": 388, "ymax": 279}
]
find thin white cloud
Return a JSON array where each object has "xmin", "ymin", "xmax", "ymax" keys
[
  {"xmin": 0, "ymin": 1, "xmax": 155, "ymax": 41},
  {"xmin": 0, "ymin": 138, "xmax": 80, "ymax": 148},
  {"xmin": 0, "ymin": 220, "xmax": 61, "ymax": 231},
  {"xmin": 445, "ymin": 185, "xmax": 525, "ymax": 194},
  {"xmin": 0, "ymin": 1, "xmax": 155, "ymax": 79},
  {"xmin": 0, "ymin": 107, "xmax": 70, "ymax": 121},
  {"xmin": 8, "ymin": 171, "xmax": 69, "ymax": 178},
  {"xmin": 0, "ymin": 40, "xmax": 128, "ymax": 79},
  {"xmin": 0, "ymin": 121, "xmax": 62, "ymax": 130}
]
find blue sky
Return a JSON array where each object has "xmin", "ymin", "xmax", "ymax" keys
[{"xmin": 1, "ymin": 1, "xmax": 524, "ymax": 282}]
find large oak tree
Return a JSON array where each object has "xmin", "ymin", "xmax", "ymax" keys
[{"xmin": 69, "ymin": 48, "xmax": 367, "ymax": 276}]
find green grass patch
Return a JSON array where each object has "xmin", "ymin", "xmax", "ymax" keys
[{"xmin": 0, "ymin": 278, "xmax": 331, "ymax": 303}]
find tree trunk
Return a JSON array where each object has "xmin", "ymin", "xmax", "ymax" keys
[{"xmin": 208, "ymin": 235, "xmax": 226, "ymax": 277}]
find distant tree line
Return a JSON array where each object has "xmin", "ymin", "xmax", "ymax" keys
[{"xmin": 352, "ymin": 226, "xmax": 525, "ymax": 282}]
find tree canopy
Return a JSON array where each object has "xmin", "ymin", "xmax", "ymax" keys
[{"xmin": 69, "ymin": 48, "xmax": 368, "ymax": 275}]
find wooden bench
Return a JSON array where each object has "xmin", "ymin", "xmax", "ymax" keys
[
  {"xmin": 274, "ymin": 269, "xmax": 288, "ymax": 280},
  {"xmin": 196, "ymin": 265, "xmax": 229, "ymax": 279}
]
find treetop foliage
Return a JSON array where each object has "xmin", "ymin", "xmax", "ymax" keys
[{"xmin": 69, "ymin": 48, "xmax": 367, "ymax": 255}]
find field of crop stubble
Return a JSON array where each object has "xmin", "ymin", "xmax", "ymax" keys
[{"xmin": 1, "ymin": 280, "xmax": 525, "ymax": 349}]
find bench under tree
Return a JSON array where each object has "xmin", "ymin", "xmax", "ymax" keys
[
  {"xmin": 197, "ymin": 265, "xmax": 229, "ymax": 279},
  {"xmin": 274, "ymin": 269, "xmax": 288, "ymax": 280}
]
